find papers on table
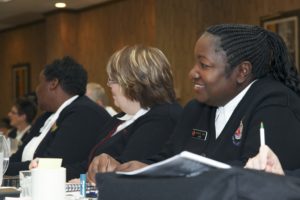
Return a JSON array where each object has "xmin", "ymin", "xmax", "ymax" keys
[
  {"xmin": 37, "ymin": 158, "xmax": 62, "ymax": 169},
  {"xmin": 117, "ymin": 151, "xmax": 231, "ymax": 177}
]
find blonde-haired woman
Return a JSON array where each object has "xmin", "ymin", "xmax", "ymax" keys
[
  {"xmin": 84, "ymin": 45, "xmax": 182, "ymax": 182},
  {"xmin": 49, "ymin": 45, "xmax": 182, "ymax": 182}
]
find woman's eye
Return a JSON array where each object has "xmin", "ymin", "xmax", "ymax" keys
[{"xmin": 200, "ymin": 62, "xmax": 209, "ymax": 68}]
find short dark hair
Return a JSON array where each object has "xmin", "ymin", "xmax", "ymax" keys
[
  {"xmin": 43, "ymin": 56, "xmax": 88, "ymax": 96},
  {"xmin": 15, "ymin": 98, "xmax": 37, "ymax": 124},
  {"xmin": 206, "ymin": 24, "xmax": 300, "ymax": 94}
]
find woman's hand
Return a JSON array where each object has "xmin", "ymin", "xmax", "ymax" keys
[
  {"xmin": 29, "ymin": 158, "xmax": 39, "ymax": 169},
  {"xmin": 116, "ymin": 160, "xmax": 148, "ymax": 172},
  {"xmin": 87, "ymin": 153, "xmax": 120, "ymax": 184},
  {"xmin": 245, "ymin": 145, "xmax": 284, "ymax": 175}
]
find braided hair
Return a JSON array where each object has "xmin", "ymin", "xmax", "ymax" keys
[{"xmin": 206, "ymin": 24, "xmax": 300, "ymax": 95}]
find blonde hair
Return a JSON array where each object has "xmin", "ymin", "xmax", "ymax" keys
[{"xmin": 106, "ymin": 45, "xmax": 175, "ymax": 108}]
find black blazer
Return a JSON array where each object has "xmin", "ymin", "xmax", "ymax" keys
[
  {"xmin": 6, "ymin": 96, "xmax": 111, "ymax": 175},
  {"xmin": 66, "ymin": 102, "xmax": 182, "ymax": 180},
  {"xmin": 147, "ymin": 76, "xmax": 300, "ymax": 171}
]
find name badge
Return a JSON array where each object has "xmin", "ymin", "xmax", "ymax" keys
[{"xmin": 192, "ymin": 129, "xmax": 208, "ymax": 141}]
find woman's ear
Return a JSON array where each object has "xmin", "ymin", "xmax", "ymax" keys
[
  {"xmin": 236, "ymin": 61, "xmax": 252, "ymax": 84},
  {"xmin": 49, "ymin": 78, "xmax": 59, "ymax": 90}
]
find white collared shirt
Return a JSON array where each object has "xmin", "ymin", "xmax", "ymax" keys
[
  {"xmin": 112, "ymin": 108, "xmax": 150, "ymax": 136},
  {"xmin": 215, "ymin": 81, "xmax": 256, "ymax": 138},
  {"xmin": 16, "ymin": 125, "xmax": 31, "ymax": 141},
  {"xmin": 21, "ymin": 95, "xmax": 79, "ymax": 161}
]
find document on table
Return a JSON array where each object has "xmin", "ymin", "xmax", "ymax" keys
[{"xmin": 116, "ymin": 151, "xmax": 231, "ymax": 177}]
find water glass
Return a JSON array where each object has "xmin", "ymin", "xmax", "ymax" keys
[
  {"xmin": 0, "ymin": 135, "xmax": 10, "ymax": 176},
  {"xmin": 19, "ymin": 170, "xmax": 32, "ymax": 197},
  {"xmin": 0, "ymin": 151, "xmax": 3, "ymax": 186}
]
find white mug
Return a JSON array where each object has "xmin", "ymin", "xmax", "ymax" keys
[{"xmin": 31, "ymin": 167, "xmax": 66, "ymax": 200}]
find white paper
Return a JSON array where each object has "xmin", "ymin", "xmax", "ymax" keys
[
  {"xmin": 116, "ymin": 151, "xmax": 231, "ymax": 177},
  {"xmin": 37, "ymin": 158, "xmax": 62, "ymax": 169}
]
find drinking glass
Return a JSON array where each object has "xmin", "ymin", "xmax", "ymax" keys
[
  {"xmin": 0, "ymin": 135, "xmax": 10, "ymax": 185},
  {"xmin": 19, "ymin": 170, "xmax": 32, "ymax": 197}
]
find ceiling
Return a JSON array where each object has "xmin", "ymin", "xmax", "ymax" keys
[{"xmin": 0, "ymin": 0, "xmax": 112, "ymax": 32}]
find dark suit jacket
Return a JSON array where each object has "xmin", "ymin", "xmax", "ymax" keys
[
  {"xmin": 147, "ymin": 76, "xmax": 300, "ymax": 171},
  {"xmin": 66, "ymin": 102, "xmax": 182, "ymax": 180},
  {"xmin": 8, "ymin": 127, "xmax": 32, "ymax": 147},
  {"xmin": 6, "ymin": 96, "xmax": 111, "ymax": 175}
]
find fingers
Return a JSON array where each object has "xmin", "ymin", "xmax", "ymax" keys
[
  {"xmin": 257, "ymin": 145, "xmax": 269, "ymax": 170},
  {"xmin": 115, "ymin": 162, "xmax": 131, "ymax": 172},
  {"xmin": 87, "ymin": 157, "xmax": 100, "ymax": 184},
  {"xmin": 116, "ymin": 161, "xmax": 147, "ymax": 172},
  {"xmin": 245, "ymin": 146, "xmax": 268, "ymax": 170},
  {"xmin": 245, "ymin": 145, "xmax": 285, "ymax": 175},
  {"xmin": 245, "ymin": 158, "xmax": 254, "ymax": 169},
  {"xmin": 68, "ymin": 178, "xmax": 80, "ymax": 184},
  {"xmin": 29, "ymin": 158, "xmax": 39, "ymax": 169},
  {"xmin": 87, "ymin": 153, "xmax": 115, "ymax": 184}
]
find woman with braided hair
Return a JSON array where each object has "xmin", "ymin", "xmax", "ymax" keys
[{"xmin": 113, "ymin": 24, "xmax": 300, "ymax": 174}]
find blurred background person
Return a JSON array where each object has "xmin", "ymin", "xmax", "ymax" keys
[
  {"xmin": 7, "ymin": 97, "xmax": 37, "ymax": 154},
  {"xmin": 0, "ymin": 117, "xmax": 13, "ymax": 152},
  {"xmin": 0, "ymin": 117, "xmax": 13, "ymax": 138},
  {"xmin": 86, "ymin": 82, "xmax": 117, "ymax": 116}
]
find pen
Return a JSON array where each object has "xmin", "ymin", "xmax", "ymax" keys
[{"xmin": 260, "ymin": 122, "xmax": 265, "ymax": 146}]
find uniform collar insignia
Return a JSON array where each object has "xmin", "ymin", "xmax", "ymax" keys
[{"xmin": 232, "ymin": 120, "xmax": 243, "ymax": 146}]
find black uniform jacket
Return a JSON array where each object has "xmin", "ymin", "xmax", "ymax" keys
[
  {"xmin": 66, "ymin": 102, "xmax": 182, "ymax": 180},
  {"xmin": 147, "ymin": 76, "xmax": 300, "ymax": 171}
]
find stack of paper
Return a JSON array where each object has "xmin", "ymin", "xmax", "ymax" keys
[{"xmin": 117, "ymin": 151, "xmax": 231, "ymax": 177}]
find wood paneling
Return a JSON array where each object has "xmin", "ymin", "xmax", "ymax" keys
[
  {"xmin": 155, "ymin": 0, "xmax": 198, "ymax": 104},
  {"xmin": 45, "ymin": 11, "xmax": 79, "ymax": 62},
  {"xmin": 77, "ymin": 0, "xmax": 156, "ymax": 98},
  {"xmin": 2, "ymin": 0, "xmax": 300, "ymax": 117},
  {"xmin": 0, "ymin": 23, "xmax": 45, "ymax": 117}
]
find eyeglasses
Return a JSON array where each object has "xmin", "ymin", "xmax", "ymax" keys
[
  {"xmin": 9, "ymin": 110, "xmax": 19, "ymax": 115},
  {"xmin": 107, "ymin": 78, "xmax": 118, "ymax": 86}
]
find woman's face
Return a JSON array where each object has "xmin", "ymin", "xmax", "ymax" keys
[
  {"xmin": 36, "ymin": 71, "xmax": 52, "ymax": 111},
  {"xmin": 189, "ymin": 33, "xmax": 239, "ymax": 107},
  {"xmin": 8, "ymin": 106, "xmax": 25, "ymax": 127},
  {"xmin": 108, "ymin": 82, "xmax": 140, "ymax": 114}
]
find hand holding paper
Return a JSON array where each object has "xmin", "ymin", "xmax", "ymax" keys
[{"xmin": 29, "ymin": 158, "xmax": 62, "ymax": 169}]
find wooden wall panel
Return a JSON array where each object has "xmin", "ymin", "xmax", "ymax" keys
[
  {"xmin": 0, "ymin": 23, "xmax": 45, "ymax": 118},
  {"xmin": 45, "ymin": 11, "xmax": 79, "ymax": 63},
  {"xmin": 155, "ymin": 0, "xmax": 198, "ymax": 105},
  {"xmin": 2, "ymin": 0, "xmax": 300, "ymax": 118},
  {"xmin": 77, "ymin": 0, "xmax": 156, "ymax": 99}
]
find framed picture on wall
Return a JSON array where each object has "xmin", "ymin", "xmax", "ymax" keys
[
  {"xmin": 261, "ymin": 10, "xmax": 300, "ymax": 70},
  {"xmin": 12, "ymin": 63, "xmax": 30, "ymax": 101}
]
